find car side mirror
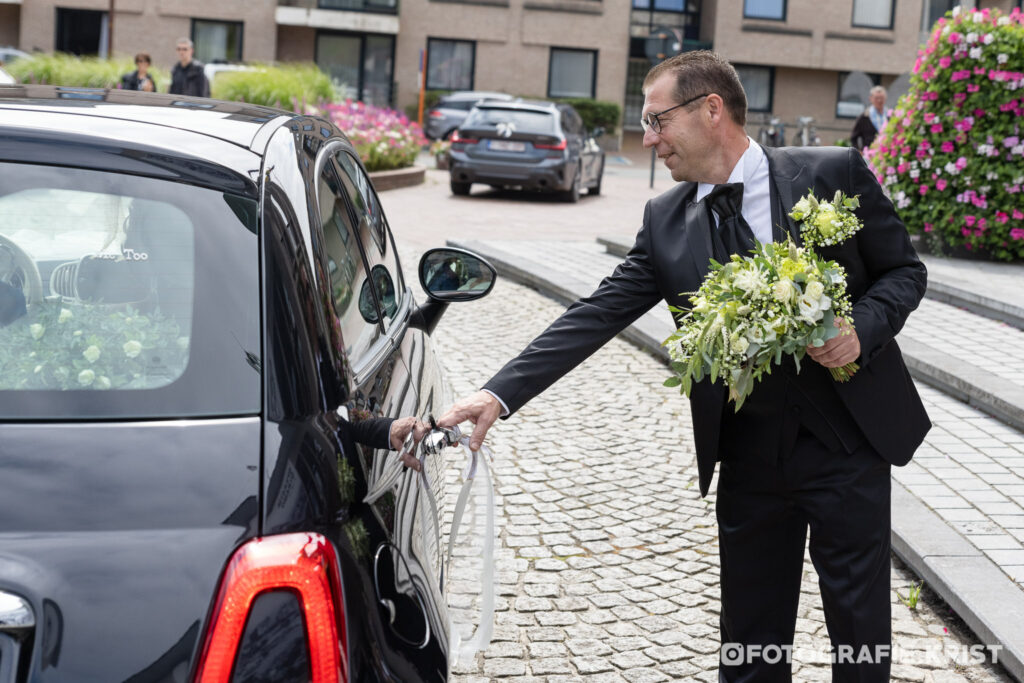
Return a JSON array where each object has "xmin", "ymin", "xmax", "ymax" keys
[
  {"xmin": 419, "ymin": 248, "xmax": 496, "ymax": 302},
  {"xmin": 409, "ymin": 248, "xmax": 497, "ymax": 334},
  {"xmin": 591, "ymin": 127, "xmax": 605, "ymax": 139}
]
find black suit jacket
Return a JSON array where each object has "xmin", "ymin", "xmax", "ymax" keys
[{"xmin": 485, "ymin": 146, "xmax": 930, "ymax": 496}]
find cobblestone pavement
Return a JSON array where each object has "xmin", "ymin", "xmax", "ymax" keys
[
  {"xmin": 473, "ymin": 239, "xmax": 1024, "ymax": 590},
  {"xmin": 422, "ymin": 266, "xmax": 1013, "ymax": 683}
]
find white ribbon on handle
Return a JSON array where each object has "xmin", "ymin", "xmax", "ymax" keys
[{"xmin": 446, "ymin": 437, "xmax": 496, "ymax": 667}]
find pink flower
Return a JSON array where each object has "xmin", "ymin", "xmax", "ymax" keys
[
  {"xmin": 1012, "ymin": 228, "xmax": 1024, "ymax": 241},
  {"xmin": 955, "ymin": 156, "xmax": 968, "ymax": 170},
  {"xmin": 931, "ymin": 123, "xmax": 944, "ymax": 134},
  {"xmin": 996, "ymin": 211, "xmax": 1010, "ymax": 224},
  {"xmin": 924, "ymin": 112, "xmax": 937, "ymax": 124},
  {"xmin": 962, "ymin": 227, "xmax": 972, "ymax": 236},
  {"xmin": 1013, "ymin": 209, "xmax": 1024, "ymax": 220},
  {"xmin": 941, "ymin": 141, "xmax": 955, "ymax": 153},
  {"xmin": 978, "ymin": 218, "xmax": 988, "ymax": 231},
  {"xmin": 897, "ymin": 162, "xmax": 910, "ymax": 174},
  {"xmin": 937, "ymin": 178, "xmax": 948, "ymax": 191},
  {"xmin": 966, "ymin": 215, "xmax": 977, "ymax": 227},
  {"xmin": 920, "ymin": 185, "xmax": 929, "ymax": 195},
  {"xmin": 940, "ymin": 56, "xmax": 953, "ymax": 68},
  {"xmin": 1004, "ymin": 136, "xmax": 1020, "ymax": 147},
  {"xmin": 949, "ymin": 32, "xmax": 963, "ymax": 44},
  {"xmin": 924, "ymin": 223, "xmax": 934, "ymax": 232},
  {"xmin": 967, "ymin": 84, "xmax": 980, "ymax": 92}
]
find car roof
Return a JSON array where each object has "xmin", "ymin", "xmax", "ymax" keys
[
  {"xmin": 475, "ymin": 99, "xmax": 558, "ymax": 114},
  {"xmin": 441, "ymin": 91, "xmax": 513, "ymax": 102},
  {"xmin": 0, "ymin": 84, "xmax": 294, "ymax": 151}
]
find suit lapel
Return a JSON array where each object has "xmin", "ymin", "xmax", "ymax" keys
[{"xmin": 764, "ymin": 147, "xmax": 806, "ymax": 244}]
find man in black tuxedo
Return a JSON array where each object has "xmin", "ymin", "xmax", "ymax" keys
[{"xmin": 440, "ymin": 51, "xmax": 930, "ymax": 682}]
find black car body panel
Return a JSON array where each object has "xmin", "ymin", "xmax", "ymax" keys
[{"xmin": 0, "ymin": 86, "xmax": 484, "ymax": 682}]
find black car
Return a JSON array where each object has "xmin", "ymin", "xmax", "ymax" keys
[
  {"xmin": 447, "ymin": 100, "xmax": 605, "ymax": 202},
  {"xmin": 0, "ymin": 85, "xmax": 496, "ymax": 682}
]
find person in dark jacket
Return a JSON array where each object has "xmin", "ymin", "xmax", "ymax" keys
[
  {"xmin": 851, "ymin": 85, "xmax": 888, "ymax": 151},
  {"xmin": 120, "ymin": 52, "xmax": 156, "ymax": 92},
  {"xmin": 169, "ymin": 38, "xmax": 210, "ymax": 98}
]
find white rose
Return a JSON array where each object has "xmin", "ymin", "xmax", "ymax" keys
[
  {"xmin": 123, "ymin": 340, "xmax": 143, "ymax": 358},
  {"xmin": 30, "ymin": 323, "xmax": 44, "ymax": 340},
  {"xmin": 805, "ymin": 280, "xmax": 825, "ymax": 300},
  {"xmin": 58, "ymin": 308, "xmax": 73, "ymax": 323},
  {"xmin": 77, "ymin": 369, "xmax": 95, "ymax": 386},
  {"xmin": 798, "ymin": 295, "xmax": 824, "ymax": 322},
  {"xmin": 730, "ymin": 335, "xmax": 750, "ymax": 355},
  {"xmin": 773, "ymin": 279, "xmax": 798, "ymax": 304},
  {"xmin": 83, "ymin": 345, "xmax": 101, "ymax": 363},
  {"xmin": 96, "ymin": 376, "xmax": 112, "ymax": 390}
]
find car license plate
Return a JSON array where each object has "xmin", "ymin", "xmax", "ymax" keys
[{"xmin": 488, "ymin": 140, "xmax": 525, "ymax": 152}]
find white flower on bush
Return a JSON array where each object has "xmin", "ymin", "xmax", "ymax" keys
[
  {"xmin": 30, "ymin": 323, "xmax": 44, "ymax": 340},
  {"xmin": 998, "ymin": 16, "xmax": 1010, "ymax": 25},
  {"xmin": 944, "ymin": 162, "xmax": 959, "ymax": 175},
  {"xmin": 78, "ymin": 369, "xmax": 95, "ymax": 386},
  {"xmin": 58, "ymin": 308, "xmax": 73, "ymax": 324},
  {"xmin": 969, "ymin": 47, "xmax": 983, "ymax": 59},
  {"xmin": 983, "ymin": 33, "xmax": 994, "ymax": 45},
  {"xmin": 909, "ymin": 168, "xmax": 920, "ymax": 179},
  {"xmin": 966, "ymin": 32, "xmax": 978, "ymax": 43},
  {"xmin": 82, "ymin": 345, "xmax": 101, "ymax": 363},
  {"xmin": 123, "ymin": 340, "xmax": 143, "ymax": 358},
  {"xmin": 922, "ymin": 158, "xmax": 932, "ymax": 169}
]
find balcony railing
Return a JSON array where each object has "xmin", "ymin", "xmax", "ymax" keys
[{"xmin": 278, "ymin": 0, "xmax": 398, "ymax": 14}]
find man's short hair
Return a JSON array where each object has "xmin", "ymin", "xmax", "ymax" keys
[
  {"xmin": 176, "ymin": 38, "xmax": 193, "ymax": 49},
  {"xmin": 642, "ymin": 50, "xmax": 748, "ymax": 127},
  {"xmin": 869, "ymin": 85, "xmax": 886, "ymax": 97}
]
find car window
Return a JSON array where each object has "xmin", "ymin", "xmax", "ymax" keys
[
  {"xmin": 463, "ymin": 108, "xmax": 556, "ymax": 135},
  {"xmin": 317, "ymin": 161, "xmax": 383, "ymax": 363},
  {"xmin": 0, "ymin": 162, "xmax": 260, "ymax": 418},
  {"xmin": 443, "ymin": 100, "xmax": 476, "ymax": 112},
  {"xmin": 333, "ymin": 152, "xmax": 404, "ymax": 330}
]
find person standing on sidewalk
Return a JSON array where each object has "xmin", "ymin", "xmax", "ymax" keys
[
  {"xmin": 440, "ymin": 50, "xmax": 930, "ymax": 682},
  {"xmin": 169, "ymin": 38, "xmax": 209, "ymax": 98},
  {"xmin": 120, "ymin": 52, "xmax": 156, "ymax": 92},
  {"xmin": 851, "ymin": 85, "xmax": 888, "ymax": 151}
]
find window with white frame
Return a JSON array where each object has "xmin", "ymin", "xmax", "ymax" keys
[
  {"xmin": 852, "ymin": 0, "xmax": 895, "ymax": 29},
  {"xmin": 548, "ymin": 48, "xmax": 596, "ymax": 99},
  {"xmin": 426, "ymin": 39, "xmax": 475, "ymax": 91}
]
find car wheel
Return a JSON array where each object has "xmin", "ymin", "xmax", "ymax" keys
[
  {"xmin": 588, "ymin": 158, "xmax": 604, "ymax": 196},
  {"xmin": 563, "ymin": 168, "xmax": 581, "ymax": 203},
  {"xmin": 451, "ymin": 180, "xmax": 472, "ymax": 196}
]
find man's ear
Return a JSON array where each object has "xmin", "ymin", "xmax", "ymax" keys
[{"xmin": 705, "ymin": 94, "xmax": 725, "ymax": 126}]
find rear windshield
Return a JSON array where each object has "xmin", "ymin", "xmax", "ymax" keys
[
  {"xmin": 0, "ymin": 162, "xmax": 260, "ymax": 419},
  {"xmin": 440, "ymin": 100, "xmax": 476, "ymax": 111},
  {"xmin": 463, "ymin": 108, "xmax": 556, "ymax": 134}
]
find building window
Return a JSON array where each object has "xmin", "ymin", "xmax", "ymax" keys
[
  {"xmin": 836, "ymin": 71, "xmax": 881, "ymax": 118},
  {"xmin": 426, "ymin": 38, "xmax": 475, "ymax": 91},
  {"xmin": 548, "ymin": 48, "xmax": 596, "ymax": 99},
  {"xmin": 316, "ymin": 32, "xmax": 395, "ymax": 107},
  {"xmin": 319, "ymin": 0, "xmax": 398, "ymax": 13},
  {"xmin": 743, "ymin": 0, "xmax": 786, "ymax": 21},
  {"xmin": 191, "ymin": 19, "xmax": 243, "ymax": 63},
  {"xmin": 55, "ymin": 8, "xmax": 109, "ymax": 57},
  {"xmin": 852, "ymin": 0, "xmax": 895, "ymax": 29},
  {"xmin": 632, "ymin": 0, "xmax": 696, "ymax": 11},
  {"xmin": 734, "ymin": 65, "xmax": 773, "ymax": 112},
  {"xmin": 920, "ymin": 0, "xmax": 956, "ymax": 32}
]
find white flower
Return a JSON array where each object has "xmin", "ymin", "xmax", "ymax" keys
[
  {"xmin": 805, "ymin": 280, "xmax": 825, "ymax": 300},
  {"xmin": 945, "ymin": 162, "xmax": 959, "ymax": 175},
  {"xmin": 983, "ymin": 33, "xmax": 994, "ymax": 45},
  {"xmin": 773, "ymin": 279, "xmax": 798, "ymax": 304},
  {"xmin": 998, "ymin": 53, "xmax": 1009, "ymax": 64},
  {"xmin": 34, "ymin": 364, "xmax": 43, "ymax": 374},
  {"xmin": 797, "ymin": 294, "xmax": 825, "ymax": 323},
  {"xmin": 730, "ymin": 335, "xmax": 750, "ymax": 355},
  {"xmin": 77, "ymin": 369, "xmax": 95, "ymax": 386},
  {"xmin": 969, "ymin": 47, "xmax": 983, "ymax": 60},
  {"xmin": 999, "ymin": 16, "xmax": 1011, "ymax": 25},
  {"xmin": 922, "ymin": 158, "xmax": 932, "ymax": 169},
  {"xmin": 966, "ymin": 32, "xmax": 978, "ymax": 43},
  {"xmin": 83, "ymin": 345, "xmax": 101, "ymax": 363},
  {"xmin": 177, "ymin": 337, "xmax": 190, "ymax": 351},
  {"xmin": 96, "ymin": 376, "xmax": 112, "ymax": 390},
  {"xmin": 30, "ymin": 323, "xmax": 44, "ymax": 340},
  {"xmin": 909, "ymin": 169, "xmax": 920, "ymax": 180},
  {"xmin": 733, "ymin": 268, "xmax": 767, "ymax": 295},
  {"xmin": 123, "ymin": 340, "xmax": 143, "ymax": 358},
  {"xmin": 58, "ymin": 308, "xmax": 73, "ymax": 323}
]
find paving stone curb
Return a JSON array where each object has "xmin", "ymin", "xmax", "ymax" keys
[
  {"xmin": 452, "ymin": 237, "xmax": 1024, "ymax": 683},
  {"xmin": 595, "ymin": 235, "xmax": 1024, "ymax": 434},
  {"xmin": 597, "ymin": 236, "xmax": 1024, "ymax": 331},
  {"xmin": 369, "ymin": 164, "xmax": 426, "ymax": 192}
]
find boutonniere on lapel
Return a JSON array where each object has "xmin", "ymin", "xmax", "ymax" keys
[{"xmin": 788, "ymin": 190, "xmax": 863, "ymax": 248}]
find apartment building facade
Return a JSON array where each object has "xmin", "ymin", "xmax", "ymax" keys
[{"xmin": 1, "ymin": 0, "xmax": 1017, "ymax": 144}]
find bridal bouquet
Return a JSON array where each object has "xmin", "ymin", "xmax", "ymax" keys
[{"xmin": 663, "ymin": 237, "xmax": 860, "ymax": 410}]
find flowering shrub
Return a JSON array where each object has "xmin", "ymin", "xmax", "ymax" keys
[
  {"xmin": 866, "ymin": 7, "xmax": 1024, "ymax": 260},
  {"xmin": 315, "ymin": 100, "xmax": 426, "ymax": 173}
]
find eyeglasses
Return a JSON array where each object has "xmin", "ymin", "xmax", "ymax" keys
[{"xmin": 640, "ymin": 93, "xmax": 710, "ymax": 134}]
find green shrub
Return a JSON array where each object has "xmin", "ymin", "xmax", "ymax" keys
[
  {"xmin": 6, "ymin": 53, "xmax": 169, "ymax": 89},
  {"xmin": 404, "ymin": 90, "xmax": 452, "ymax": 121},
  {"xmin": 556, "ymin": 98, "xmax": 621, "ymax": 133},
  {"xmin": 866, "ymin": 7, "xmax": 1024, "ymax": 260},
  {"xmin": 212, "ymin": 63, "xmax": 335, "ymax": 110}
]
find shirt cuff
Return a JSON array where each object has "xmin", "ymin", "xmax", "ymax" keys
[{"xmin": 482, "ymin": 389, "xmax": 510, "ymax": 417}]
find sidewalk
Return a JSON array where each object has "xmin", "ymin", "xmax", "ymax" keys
[{"xmin": 449, "ymin": 236, "xmax": 1024, "ymax": 682}]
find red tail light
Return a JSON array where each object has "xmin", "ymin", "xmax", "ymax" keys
[
  {"xmin": 535, "ymin": 138, "xmax": 567, "ymax": 151},
  {"xmin": 193, "ymin": 533, "xmax": 348, "ymax": 683},
  {"xmin": 429, "ymin": 110, "xmax": 445, "ymax": 118},
  {"xmin": 451, "ymin": 130, "xmax": 478, "ymax": 144}
]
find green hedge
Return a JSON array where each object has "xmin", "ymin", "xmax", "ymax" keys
[
  {"xmin": 555, "ymin": 98, "xmax": 621, "ymax": 133},
  {"xmin": 6, "ymin": 53, "xmax": 169, "ymax": 89},
  {"xmin": 212, "ymin": 63, "xmax": 335, "ymax": 110}
]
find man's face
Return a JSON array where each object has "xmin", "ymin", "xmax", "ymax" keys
[
  {"xmin": 870, "ymin": 91, "xmax": 886, "ymax": 111},
  {"xmin": 176, "ymin": 44, "xmax": 193, "ymax": 66},
  {"xmin": 641, "ymin": 73, "xmax": 709, "ymax": 183}
]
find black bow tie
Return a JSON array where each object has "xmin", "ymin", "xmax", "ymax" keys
[{"xmin": 704, "ymin": 182, "xmax": 757, "ymax": 260}]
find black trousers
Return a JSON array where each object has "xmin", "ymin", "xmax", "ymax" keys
[{"xmin": 716, "ymin": 427, "xmax": 892, "ymax": 683}]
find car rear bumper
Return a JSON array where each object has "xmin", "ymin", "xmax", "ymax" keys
[{"xmin": 448, "ymin": 158, "xmax": 571, "ymax": 191}]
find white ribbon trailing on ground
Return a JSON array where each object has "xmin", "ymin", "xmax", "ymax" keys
[{"xmin": 445, "ymin": 436, "xmax": 496, "ymax": 666}]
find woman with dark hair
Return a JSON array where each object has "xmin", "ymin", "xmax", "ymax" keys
[{"xmin": 121, "ymin": 53, "xmax": 156, "ymax": 92}]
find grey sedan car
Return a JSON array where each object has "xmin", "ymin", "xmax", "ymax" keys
[
  {"xmin": 447, "ymin": 100, "xmax": 605, "ymax": 203},
  {"xmin": 424, "ymin": 91, "xmax": 514, "ymax": 140}
]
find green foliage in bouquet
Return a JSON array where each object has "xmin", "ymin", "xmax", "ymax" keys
[
  {"xmin": 0, "ymin": 301, "xmax": 188, "ymax": 390},
  {"xmin": 5, "ymin": 53, "xmax": 169, "ymax": 89},
  {"xmin": 663, "ymin": 240, "xmax": 855, "ymax": 410},
  {"xmin": 212, "ymin": 63, "xmax": 336, "ymax": 110},
  {"xmin": 865, "ymin": 7, "xmax": 1024, "ymax": 261}
]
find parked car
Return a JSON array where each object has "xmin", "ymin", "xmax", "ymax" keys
[
  {"xmin": 424, "ymin": 91, "xmax": 514, "ymax": 141},
  {"xmin": 447, "ymin": 100, "xmax": 605, "ymax": 202},
  {"xmin": 0, "ymin": 67, "xmax": 13, "ymax": 85},
  {"xmin": 0, "ymin": 85, "xmax": 496, "ymax": 682},
  {"xmin": 0, "ymin": 46, "xmax": 29, "ymax": 66}
]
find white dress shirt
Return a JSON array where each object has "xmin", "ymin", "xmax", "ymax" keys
[
  {"xmin": 485, "ymin": 138, "xmax": 775, "ymax": 417},
  {"xmin": 695, "ymin": 137, "xmax": 773, "ymax": 245}
]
